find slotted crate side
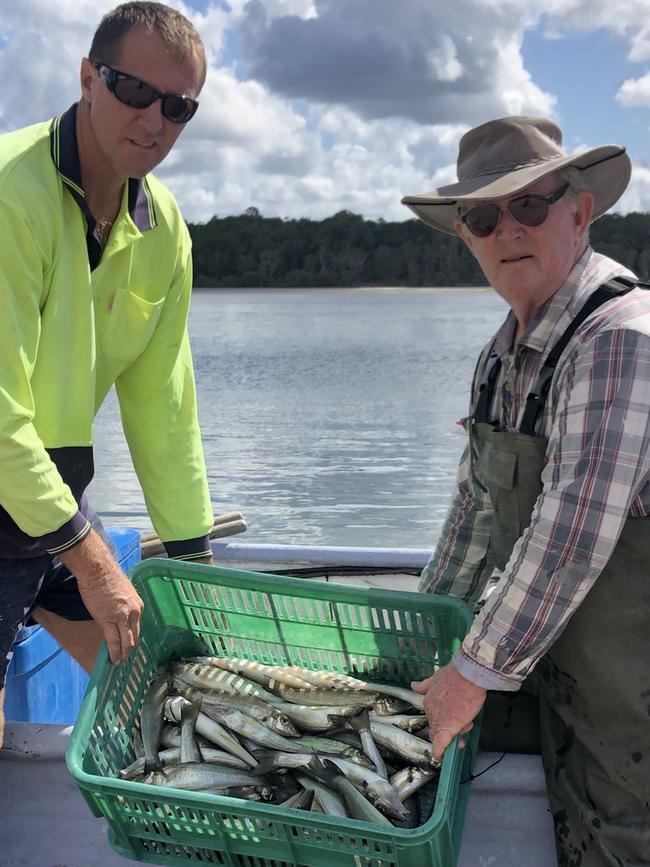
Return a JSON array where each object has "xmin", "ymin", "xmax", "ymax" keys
[
  {"xmin": 140, "ymin": 561, "xmax": 468, "ymax": 683},
  {"xmin": 68, "ymin": 560, "xmax": 476, "ymax": 867}
]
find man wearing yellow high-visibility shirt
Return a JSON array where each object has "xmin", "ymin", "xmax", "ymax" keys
[{"xmin": 0, "ymin": 2, "xmax": 215, "ymax": 746}]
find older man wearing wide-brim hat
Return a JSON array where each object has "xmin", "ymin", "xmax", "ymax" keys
[{"xmin": 405, "ymin": 116, "xmax": 650, "ymax": 867}]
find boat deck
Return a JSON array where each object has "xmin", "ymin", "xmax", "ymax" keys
[
  {"xmin": 0, "ymin": 721, "xmax": 557, "ymax": 867},
  {"xmin": 1, "ymin": 543, "xmax": 558, "ymax": 865}
]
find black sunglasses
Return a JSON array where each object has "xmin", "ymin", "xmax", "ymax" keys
[
  {"xmin": 460, "ymin": 182, "xmax": 570, "ymax": 238},
  {"xmin": 92, "ymin": 62, "xmax": 199, "ymax": 124}
]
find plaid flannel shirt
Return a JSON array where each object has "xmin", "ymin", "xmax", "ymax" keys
[{"xmin": 420, "ymin": 248, "xmax": 650, "ymax": 690}]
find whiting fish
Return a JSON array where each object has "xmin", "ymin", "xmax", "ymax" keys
[
  {"xmin": 369, "ymin": 721, "xmax": 439, "ymax": 768},
  {"xmin": 294, "ymin": 773, "xmax": 348, "ymax": 818},
  {"xmin": 141, "ymin": 669, "xmax": 171, "ymax": 773},
  {"xmin": 177, "ymin": 686, "xmax": 300, "ymax": 737},
  {"xmin": 127, "ymin": 658, "xmax": 441, "ymax": 829},
  {"xmin": 271, "ymin": 703, "xmax": 362, "ymax": 732},
  {"xmin": 142, "ymin": 762, "xmax": 262, "ymax": 792},
  {"xmin": 305, "ymin": 758, "xmax": 393, "ymax": 826},
  {"xmin": 390, "ymin": 766, "xmax": 438, "ymax": 801},
  {"xmin": 201, "ymin": 705, "xmax": 309, "ymax": 753},
  {"xmin": 180, "ymin": 696, "xmax": 202, "ymax": 764},
  {"xmin": 165, "ymin": 696, "xmax": 258, "ymax": 768},
  {"xmin": 349, "ymin": 710, "xmax": 389, "ymax": 779}
]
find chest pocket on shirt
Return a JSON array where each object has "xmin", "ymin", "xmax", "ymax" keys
[{"xmin": 100, "ymin": 289, "xmax": 165, "ymax": 366}]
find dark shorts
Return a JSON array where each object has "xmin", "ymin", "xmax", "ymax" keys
[{"xmin": 0, "ymin": 503, "xmax": 114, "ymax": 690}]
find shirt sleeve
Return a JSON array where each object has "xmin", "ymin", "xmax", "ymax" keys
[
  {"xmin": 455, "ymin": 327, "xmax": 650, "ymax": 690},
  {"xmin": 0, "ymin": 196, "xmax": 90, "ymax": 552},
  {"xmin": 115, "ymin": 243, "xmax": 214, "ymax": 558},
  {"xmin": 419, "ymin": 347, "xmax": 496, "ymax": 603}
]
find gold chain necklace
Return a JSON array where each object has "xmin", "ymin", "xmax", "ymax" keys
[{"xmin": 95, "ymin": 216, "xmax": 113, "ymax": 247}]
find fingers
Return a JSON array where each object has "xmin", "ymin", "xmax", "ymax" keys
[
  {"xmin": 120, "ymin": 623, "xmax": 137, "ymax": 661},
  {"xmin": 410, "ymin": 675, "xmax": 434, "ymax": 694},
  {"xmin": 431, "ymin": 728, "xmax": 454, "ymax": 763},
  {"xmin": 430, "ymin": 722, "xmax": 474, "ymax": 762},
  {"xmin": 129, "ymin": 608, "xmax": 141, "ymax": 648},
  {"xmin": 99, "ymin": 602, "xmax": 142, "ymax": 665},
  {"xmin": 102, "ymin": 622, "xmax": 122, "ymax": 665}
]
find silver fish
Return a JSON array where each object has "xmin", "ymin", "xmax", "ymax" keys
[
  {"xmin": 288, "ymin": 735, "xmax": 374, "ymax": 768},
  {"xmin": 369, "ymin": 721, "xmax": 439, "ymax": 768},
  {"xmin": 254, "ymin": 752, "xmax": 407, "ymax": 822},
  {"xmin": 133, "ymin": 727, "xmax": 145, "ymax": 760},
  {"xmin": 219, "ymin": 785, "xmax": 274, "ymax": 801},
  {"xmin": 144, "ymin": 762, "xmax": 261, "ymax": 792},
  {"xmin": 272, "ymin": 703, "xmax": 362, "ymax": 732},
  {"xmin": 362, "ymin": 682, "xmax": 424, "ymax": 711},
  {"xmin": 294, "ymin": 773, "xmax": 348, "ymax": 818},
  {"xmin": 140, "ymin": 669, "xmax": 171, "ymax": 773},
  {"xmin": 390, "ymin": 766, "xmax": 438, "ymax": 801},
  {"xmin": 270, "ymin": 684, "xmax": 379, "ymax": 707},
  {"xmin": 165, "ymin": 696, "xmax": 258, "ymax": 768},
  {"xmin": 368, "ymin": 712, "xmax": 429, "ymax": 732},
  {"xmin": 120, "ymin": 747, "xmax": 181, "ymax": 780},
  {"xmin": 193, "ymin": 657, "xmax": 318, "ymax": 690},
  {"xmin": 201, "ymin": 705, "xmax": 308, "ymax": 753},
  {"xmin": 305, "ymin": 758, "xmax": 392, "ymax": 826},
  {"xmin": 372, "ymin": 697, "xmax": 414, "ymax": 715},
  {"xmin": 349, "ymin": 710, "xmax": 389, "ymax": 779},
  {"xmin": 278, "ymin": 788, "xmax": 315, "ymax": 811},
  {"xmin": 172, "ymin": 662, "xmax": 279, "ymax": 703},
  {"xmin": 180, "ymin": 696, "xmax": 202, "ymax": 764},
  {"xmin": 392, "ymin": 794, "xmax": 420, "ymax": 829},
  {"xmin": 177, "ymin": 686, "xmax": 300, "ymax": 737}
]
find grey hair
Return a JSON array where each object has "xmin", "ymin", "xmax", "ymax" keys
[{"xmin": 555, "ymin": 165, "xmax": 591, "ymax": 242}]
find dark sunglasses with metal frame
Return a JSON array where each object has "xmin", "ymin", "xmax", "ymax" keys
[
  {"xmin": 460, "ymin": 181, "xmax": 570, "ymax": 238},
  {"xmin": 92, "ymin": 61, "xmax": 199, "ymax": 124}
]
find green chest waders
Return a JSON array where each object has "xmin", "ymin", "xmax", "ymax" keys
[{"xmin": 471, "ymin": 279, "xmax": 650, "ymax": 867}]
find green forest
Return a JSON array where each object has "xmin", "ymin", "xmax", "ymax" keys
[{"xmin": 188, "ymin": 208, "xmax": 650, "ymax": 288}]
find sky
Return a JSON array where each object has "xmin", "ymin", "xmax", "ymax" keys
[{"xmin": 1, "ymin": 0, "xmax": 650, "ymax": 224}]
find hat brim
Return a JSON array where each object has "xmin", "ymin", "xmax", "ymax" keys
[{"xmin": 401, "ymin": 145, "xmax": 631, "ymax": 235}]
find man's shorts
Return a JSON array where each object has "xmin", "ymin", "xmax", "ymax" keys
[{"xmin": 0, "ymin": 503, "xmax": 115, "ymax": 690}]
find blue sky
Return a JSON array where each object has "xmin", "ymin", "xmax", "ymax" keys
[
  {"xmin": 0, "ymin": 0, "xmax": 649, "ymax": 221},
  {"xmin": 523, "ymin": 25, "xmax": 650, "ymax": 162}
]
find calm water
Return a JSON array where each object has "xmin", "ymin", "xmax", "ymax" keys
[{"xmin": 89, "ymin": 288, "xmax": 507, "ymax": 549}]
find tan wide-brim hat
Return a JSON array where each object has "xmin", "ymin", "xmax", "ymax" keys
[{"xmin": 401, "ymin": 115, "xmax": 631, "ymax": 236}]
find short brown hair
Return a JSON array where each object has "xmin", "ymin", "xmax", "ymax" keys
[{"xmin": 89, "ymin": 2, "xmax": 206, "ymax": 87}]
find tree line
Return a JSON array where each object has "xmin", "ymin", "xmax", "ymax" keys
[{"xmin": 188, "ymin": 207, "xmax": 650, "ymax": 288}]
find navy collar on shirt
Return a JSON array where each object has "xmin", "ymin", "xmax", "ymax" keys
[{"xmin": 49, "ymin": 103, "xmax": 157, "ymax": 267}]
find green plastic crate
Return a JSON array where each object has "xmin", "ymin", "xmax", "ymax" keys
[{"xmin": 67, "ymin": 559, "xmax": 479, "ymax": 867}]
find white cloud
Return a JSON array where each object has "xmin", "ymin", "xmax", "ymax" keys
[
  {"xmin": 0, "ymin": 0, "xmax": 648, "ymax": 226},
  {"xmin": 616, "ymin": 72, "xmax": 650, "ymax": 106},
  {"xmin": 426, "ymin": 36, "xmax": 463, "ymax": 83},
  {"xmin": 618, "ymin": 164, "xmax": 650, "ymax": 212}
]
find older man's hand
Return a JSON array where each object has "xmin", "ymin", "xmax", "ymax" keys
[{"xmin": 411, "ymin": 664, "xmax": 487, "ymax": 762}]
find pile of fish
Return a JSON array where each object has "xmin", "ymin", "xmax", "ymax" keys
[{"xmin": 120, "ymin": 656, "xmax": 440, "ymax": 828}]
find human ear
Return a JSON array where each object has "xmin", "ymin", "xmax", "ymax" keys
[
  {"xmin": 80, "ymin": 58, "xmax": 96, "ymax": 103},
  {"xmin": 574, "ymin": 191, "xmax": 594, "ymax": 236},
  {"xmin": 454, "ymin": 218, "xmax": 475, "ymax": 255}
]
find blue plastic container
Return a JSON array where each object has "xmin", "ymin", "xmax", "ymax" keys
[{"xmin": 4, "ymin": 527, "xmax": 141, "ymax": 724}]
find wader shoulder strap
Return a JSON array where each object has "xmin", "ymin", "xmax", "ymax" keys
[
  {"xmin": 473, "ymin": 349, "xmax": 501, "ymax": 424},
  {"xmin": 519, "ymin": 276, "xmax": 646, "ymax": 436}
]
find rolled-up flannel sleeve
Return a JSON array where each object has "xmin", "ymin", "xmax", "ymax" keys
[
  {"xmin": 0, "ymin": 198, "xmax": 90, "ymax": 551},
  {"xmin": 455, "ymin": 327, "xmax": 650, "ymax": 690}
]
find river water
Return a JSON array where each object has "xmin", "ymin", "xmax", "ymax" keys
[{"xmin": 89, "ymin": 287, "xmax": 507, "ymax": 549}]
